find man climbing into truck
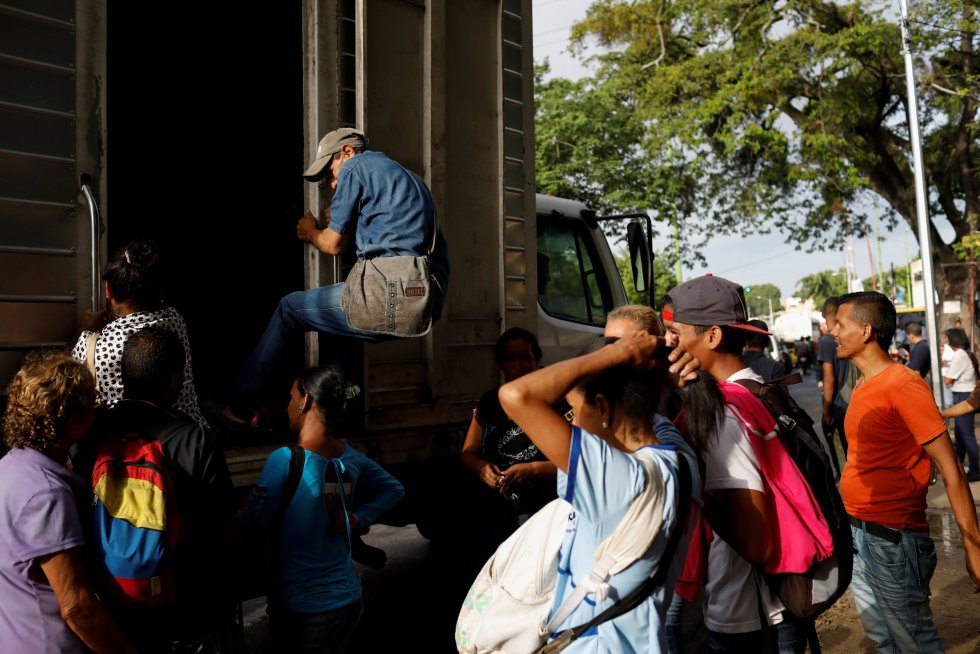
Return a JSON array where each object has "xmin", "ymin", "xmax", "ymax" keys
[{"xmin": 223, "ymin": 127, "xmax": 450, "ymax": 427}]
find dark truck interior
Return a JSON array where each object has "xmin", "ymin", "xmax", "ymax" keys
[{"xmin": 106, "ymin": 4, "xmax": 305, "ymax": 417}]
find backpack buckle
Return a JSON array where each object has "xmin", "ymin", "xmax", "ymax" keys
[{"xmin": 778, "ymin": 414, "xmax": 797, "ymax": 432}]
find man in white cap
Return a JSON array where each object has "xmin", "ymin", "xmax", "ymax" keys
[{"xmin": 224, "ymin": 127, "xmax": 449, "ymax": 426}]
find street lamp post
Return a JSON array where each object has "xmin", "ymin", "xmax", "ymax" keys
[{"xmin": 899, "ymin": 0, "xmax": 943, "ymax": 405}]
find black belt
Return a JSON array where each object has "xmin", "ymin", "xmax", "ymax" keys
[{"xmin": 848, "ymin": 515, "xmax": 902, "ymax": 544}]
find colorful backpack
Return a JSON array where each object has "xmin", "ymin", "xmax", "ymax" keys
[{"xmin": 90, "ymin": 430, "xmax": 183, "ymax": 607}]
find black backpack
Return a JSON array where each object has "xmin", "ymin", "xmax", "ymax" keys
[{"xmin": 734, "ymin": 374, "xmax": 853, "ymax": 619}]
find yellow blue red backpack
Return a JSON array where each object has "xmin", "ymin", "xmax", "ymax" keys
[{"xmin": 90, "ymin": 429, "xmax": 184, "ymax": 607}]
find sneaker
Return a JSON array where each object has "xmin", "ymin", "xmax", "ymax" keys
[{"xmin": 966, "ymin": 471, "xmax": 980, "ymax": 483}]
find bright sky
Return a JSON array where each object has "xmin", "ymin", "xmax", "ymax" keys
[{"xmin": 531, "ymin": 0, "xmax": 943, "ymax": 299}]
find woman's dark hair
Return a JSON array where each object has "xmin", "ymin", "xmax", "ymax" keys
[
  {"xmin": 495, "ymin": 326, "xmax": 543, "ymax": 363},
  {"xmin": 104, "ymin": 238, "xmax": 166, "ymax": 310},
  {"xmin": 573, "ymin": 337, "xmax": 664, "ymax": 430},
  {"xmin": 947, "ymin": 327, "xmax": 980, "ymax": 379},
  {"xmin": 296, "ymin": 366, "xmax": 357, "ymax": 433},
  {"xmin": 678, "ymin": 372, "xmax": 723, "ymax": 455}
]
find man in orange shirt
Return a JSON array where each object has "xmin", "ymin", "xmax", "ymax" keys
[{"xmin": 833, "ymin": 291, "xmax": 980, "ymax": 652}]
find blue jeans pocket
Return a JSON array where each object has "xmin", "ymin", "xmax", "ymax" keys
[
  {"xmin": 865, "ymin": 538, "xmax": 904, "ymax": 571},
  {"xmin": 913, "ymin": 538, "xmax": 937, "ymax": 594}
]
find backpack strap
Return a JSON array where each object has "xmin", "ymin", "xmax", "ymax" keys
[
  {"xmin": 326, "ymin": 457, "xmax": 354, "ymax": 555},
  {"xmin": 85, "ymin": 331, "xmax": 101, "ymax": 394},
  {"xmin": 272, "ymin": 445, "xmax": 305, "ymax": 531},
  {"xmin": 539, "ymin": 452, "xmax": 694, "ymax": 653},
  {"xmin": 543, "ymin": 452, "xmax": 667, "ymax": 634}
]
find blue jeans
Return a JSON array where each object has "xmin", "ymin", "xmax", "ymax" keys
[
  {"xmin": 849, "ymin": 524, "xmax": 943, "ymax": 653},
  {"xmin": 775, "ymin": 614, "xmax": 819, "ymax": 653},
  {"xmin": 952, "ymin": 390, "xmax": 980, "ymax": 474},
  {"xmin": 268, "ymin": 600, "xmax": 363, "ymax": 653},
  {"xmin": 234, "ymin": 284, "xmax": 382, "ymax": 402}
]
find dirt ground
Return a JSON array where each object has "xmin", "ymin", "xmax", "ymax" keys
[
  {"xmin": 814, "ymin": 502, "xmax": 980, "ymax": 653},
  {"xmin": 816, "ymin": 534, "xmax": 980, "ymax": 652}
]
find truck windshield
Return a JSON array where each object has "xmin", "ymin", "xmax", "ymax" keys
[{"xmin": 537, "ymin": 221, "xmax": 612, "ymax": 325}]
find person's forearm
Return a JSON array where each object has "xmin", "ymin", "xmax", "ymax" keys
[
  {"xmin": 460, "ymin": 450, "xmax": 490, "ymax": 476},
  {"xmin": 942, "ymin": 400, "xmax": 977, "ymax": 420},
  {"xmin": 822, "ymin": 366, "xmax": 835, "ymax": 407},
  {"xmin": 943, "ymin": 471, "xmax": 980, "ymax": 550},
  {"xmin": 526, "ymin": 460, "xmax": 558, "ymax": 479},
  {"xmin": 62, "ymin": 595, "xmax": 136, "ymax": 654},
  {"xmin": 310, "ymin": 228, "xmax": 342, "ymax": 255},
  {"xmin": 501, "ymin": 345, "xmax": 626, "ymax": 410}
]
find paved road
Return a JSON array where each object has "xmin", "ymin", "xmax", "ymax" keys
[{"xmin": 242, "ymin": 367, "xmax": 980, "ymax": 652}]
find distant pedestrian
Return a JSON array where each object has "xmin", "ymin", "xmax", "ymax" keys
[
  {"xmin": 905, "ymin": 321, "xmax": 930, "ymax": 378},
  {"xmin": 817, "ymin": 297, "xmax": 853, "ymax": 470},
  {"xmin": 833, "ymin": 291, "xmax": 980, "ymax": 651},
  {"xmin": 942, "ymin": 327, "xmax": 979, "ymax": 481},
  {"xmin": 741, "ymin": 319, "xmax": 787, "ymax": 383}
]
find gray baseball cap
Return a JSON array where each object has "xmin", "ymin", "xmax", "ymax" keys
[
  {"xmin": 303, "ymin": 127, "xmax": 368, "ymax": 181},
  {"xmin": 664, "ymin": 274, "xmax": 770, "ymax": 334}
]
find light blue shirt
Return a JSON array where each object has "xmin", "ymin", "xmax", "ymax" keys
[
  {"xmin": 237, "ymin": 444, "xmax": 404, "ymax": 613},
  {"xmin": 550, "ymin": 425, "xmax": 699, "ymax": 653}
]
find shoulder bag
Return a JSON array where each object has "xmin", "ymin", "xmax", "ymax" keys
[{"xmin": 340, "ymin": 179, "xmax": 439, "ymax": 337}]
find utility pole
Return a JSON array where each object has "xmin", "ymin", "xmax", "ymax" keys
[
  {"xmin": 899, "ymin": 0, "xmax": 943, "ymax": 404},
  {"xmin": 673, "ymin": 211, "xmax": 681, "ymax": 284}
]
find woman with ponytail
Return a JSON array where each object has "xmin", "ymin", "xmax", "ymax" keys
[
  {"xmin": 942, "ymin": 327, "xmax": 980, "ymax": 480},
  {"xmin": 70, "ymin": 237, "xmax": 208, "ymax": 428},
  {"xmin": 236, "ymin": 366, "xmax": 404, "ymax": 652}
]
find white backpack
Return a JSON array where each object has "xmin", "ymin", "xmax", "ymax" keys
[{"xmin": 454, "ymin": 453, "xmax": 669, "ymax": 654}]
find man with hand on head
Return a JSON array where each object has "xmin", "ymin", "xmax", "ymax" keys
[{"xmin": 662, "ymin": 275, "xmax": 818, "ymax": 653}]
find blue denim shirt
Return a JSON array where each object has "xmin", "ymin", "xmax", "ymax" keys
[{"xmin": 329, "ymin": 151, "xmax": 450, "ymax": 316}]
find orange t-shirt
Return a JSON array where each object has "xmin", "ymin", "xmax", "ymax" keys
[{"xmin": 841, "ymin": 363, "xmax": 947, "ymax": 531}]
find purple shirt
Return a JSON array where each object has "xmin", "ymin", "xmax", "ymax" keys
[{"xmin": 0, "ymin": 448, "xmax": 88, "ymax": 653}]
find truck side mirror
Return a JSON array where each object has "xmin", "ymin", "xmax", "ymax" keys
[{"xmin": 627, "ymin": 222, "xmax": 651, "ymax": 295}]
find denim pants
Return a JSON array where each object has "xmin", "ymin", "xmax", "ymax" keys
[
  {"xmin": 235, "ymin": 284, "xmax": 382, "ymax": 400},
  {"xmin": 268, "ymin": 599, "xmax": 364, "ymax": 653},
  {"xmin": 849, "ymin": 524, "xmax": 943, "ymax": 653},
  {"xmin": 952, "ymin": 390, "xmax": 980, "ymax": 474}
]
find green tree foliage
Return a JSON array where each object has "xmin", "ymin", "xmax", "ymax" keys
[
  {"xmin": 615, "ymin": 249, "xmax": 678, "ymax": 306},
  {"xmin": 796, "ymin": 269, "xmax": 849, "ymax": 308},
  {"xmin": 744, "ymin": 283, "xmax": 782, "ymax": 318},
  {"xmin": 537, "ymin": 0, "xmax": 978, "ymax": 325}
]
